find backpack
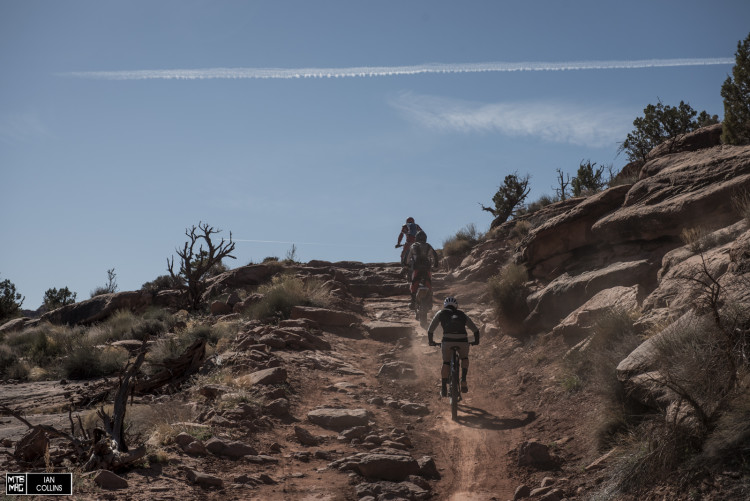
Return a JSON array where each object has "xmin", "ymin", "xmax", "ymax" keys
[
  {"xmin": 410, "ymin": 242, "xmax": 431, "ymax": 270},
  {"xmin": 440, "ymin": 308, "xmax": 468, "ymax": 335}
]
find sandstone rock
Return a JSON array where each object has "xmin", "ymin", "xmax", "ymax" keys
[
  {"xmin": 240, "ymin": 367, "xmax": 288, "ymax": 386},
  {"xmin": 339, "ymin": 425, "xmax": 371, "ymax": 440},
  {"xmin": 294, "ymin": 426, "xmax": 320, "ymax": 446},
  {"xmin": 92, "ymin": 470, "xmax": 128, "ymax": 489},
  {"xmin": 290, "ymin": 306, "xmax": 360, "ymax": 326},
  {"xmin": 263, "ymin": 398, "xmax": 290, "ymax": 417},
  {"xmin": 365, "ymin": 321, "xmax": 413, "ymax": 342},
  {"xmin": 522, "ymin": 185, "xmax": 631, "ymax": 279},
  {"xmin": 41, "ymin": 290, "xmax": 152, "ymax": 326},
  {"xmin": 210, "ymin": 300, "xmax": 232, "ymax": 316},
  {"xmin": 258, "ymin": 334, "xmax": 286, "ymax": 349},
  {"xmin": 354, "ymin": 453, "xmax": 420, "ymax": 481},
  {"xmin": 514, "ymin": 484, "xmax": 531, "ymax": 500},
  {"xmin": 174, "ymin": 432, "xmax": 195, "ymax": 448},
  {"xmin": 400, "ymin": 403, "xmax": 429, "ymax": 416},
  {"xmin": 355, "ymin": 480, "xmax": 430, "ymax": 501},
  {"xmin": 417, "ymin": 456, "xmax": 440, "ymax": 480},
  {"xmin": 552, "ymin": 285, "xmax": 641, "ymax": 345},
  {"xmin": 592, "ymin": 145, "xmax": 750, "ymax": 243},
  {"xmin": 186, "ymin": 469, "xmax": 223, "ymax": 488},
  {"xmin": 205, "ymin": 437, "xmax": 258, "ymax": 458},
  {"xmin": 376, "ymin": 361, "xmax": 415, "ymax": 378},
  {"xmin": 646, "ymin": 123, "xmax": 723, "ymax": 160},
  {"xmin": 525, "ymin": 260, "xmax": 654, "ymax": 331},
  {"xmin": 203, "ymin": 263, "xmax": 280, "ymax": 297},
  {"xmin": 183, "ymin": 440, "xmax": 208, "ymax": 456},
  {"xmin": 307, "ymin": 408, "xmax": 370, "ymax": 431},
  {"xmin": 14, "ymin": 427, "xmax": 49, "ymax": 461},
  {"xmin": 517, "ymin": 440, "xmax": 553, "ymax": 469},
  {"xmin": 0, "ymin": 317, "xmax": 33, "ymax": 335},
  {"xmin": 198, "ymin": 384, "xmax": 231, "ymax": 400}
]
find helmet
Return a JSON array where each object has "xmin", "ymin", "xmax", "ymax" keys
[
  {"xmin": 443, "ymin": 297, "xmax": 458, "ymax": 309},
  {"xmin": 415, "ymin": 230, "xmax": 427, "ymax": 243},
  {"xmin": 406, "ymin": 217, "xmax": 415, "ymax": 224}
]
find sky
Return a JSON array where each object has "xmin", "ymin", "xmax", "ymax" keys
[{"xmin": 1, "ymin": 1, "xmax": 749, "ymax": 309}]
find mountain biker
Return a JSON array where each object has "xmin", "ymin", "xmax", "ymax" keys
[
  {"xmin": 395, "ymin": 217, "xmax": 423, "ymax": 266},
  {"xmin": 427, "ymin": 297, "xmax": 480, "ymax": 396},
  {"xmin": 406, "ymin": 230, "xmax": 439, "ymax": 309}
]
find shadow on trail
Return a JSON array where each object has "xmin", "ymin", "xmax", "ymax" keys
[{"xmin": 454, "ymin": 405, "xmax": 536, "ymax": 430}]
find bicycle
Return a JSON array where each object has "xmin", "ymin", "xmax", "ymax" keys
[
  {"xmin": 438, "ymin": 343, "xmax": 462, "ymax": 421},
  {"xmin": 414, "ymin": 282, "xmax": 433, "ymax": 327}
]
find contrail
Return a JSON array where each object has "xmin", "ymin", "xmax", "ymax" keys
[
  {"xmin": 234, "ymin": 239, "xmax": 370, "ymax": 248},
  {"xmin": 62, "ymin": 58, "xmax": 734, "ymax": 81}
]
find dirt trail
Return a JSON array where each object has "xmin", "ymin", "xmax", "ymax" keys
[{"xmin": 366, "ymin": 286, "xmax": 526, "ymax": 500}]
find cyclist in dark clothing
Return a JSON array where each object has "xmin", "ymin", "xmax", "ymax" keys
[
  {"xmin": 427, "ymin": 296, "xmax": 480, "ymax": 397},
  {"xmin": 406, "ymin": 230, "xmax": 439, "ymax": 309}
]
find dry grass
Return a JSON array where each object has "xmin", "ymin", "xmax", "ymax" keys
[
  {"xmin": 488, "ymin": 262, "xmax": 529, "ymax": 322},
  {"xmin": 732, "ymin": 190, "xmax": 750, "ymax": 224},
  {"xmin": 442, "ymin": 223, "xmax": 482, "ymax": 258},
  {"xmin": 244, "ymin": 274, "xmax": 331, "ymax": 321}
]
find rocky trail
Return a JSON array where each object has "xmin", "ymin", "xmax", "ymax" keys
[{"xmin": 0, "ymin": 263, "xmax": 545, "ymax": 500}]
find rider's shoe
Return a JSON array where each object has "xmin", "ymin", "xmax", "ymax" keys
[
  {"xmin": 440, "ymin": 385, "xmax": 447, "ymax": 398},
  {"xmin": 460, "ymin": 379, "xmax": 468, "ymax": 393}
]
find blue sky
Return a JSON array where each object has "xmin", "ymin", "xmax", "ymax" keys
[{"xmin": 1, "ymin": 1, "xmax": 748, "ymax": 309}]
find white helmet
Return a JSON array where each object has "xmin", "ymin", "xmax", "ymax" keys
[{"xmin": 443, "ymin": 297, "xmax": 458, "ymax": 309}]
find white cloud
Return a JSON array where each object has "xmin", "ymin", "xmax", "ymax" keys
[
  {"xmin": 62, "ymin": 58, "xmax": 733, "ymax": 80},
  {"xmin": 389, "ymin": 92, "xmax": 631, "ymax": 148},
  {"xmin": 0, "ymin": 112, "xmax": 49, "ymax": 143}
]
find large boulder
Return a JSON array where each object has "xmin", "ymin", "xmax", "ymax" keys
[
  {"xmin": 552, "ymin": 285, "xmax": 641, "ymax": 345},
  {"xmin": 40, "ymin": 290, "xmax": 152, "ymax": 325},
  {"xmin": 524, "ymin": 260, "xmax": 654, "ymax": 331},
  {"xmin": 290, "ymin": 306, "xmax": 360, "ymax": 327},
  {"xmin": 645, "ymin": 123, "xmax": 723, "ymax": 161},
  {"xmin": 522, "ymin": 185, "xmax": 632, "ymax": 279},
  {"xmin": 307, "ymin": 408, "xmax": 370, "ymax": 431},
  {"xmin": 203, "ymin": 263, "xmax": 282, "ymax": 298},
  {"xmin": 592, "ymin": 145, "xmax": 750, "ymax": 244}
]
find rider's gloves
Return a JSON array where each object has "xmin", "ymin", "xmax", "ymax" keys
[
  {"xmin": 395, "ymin": 244, "xmax": 399, "ymax": 248},
  {"xmin": 471, "ymin": 331, "xmax": 480, "ymax": 345},
  {"xmin": 428, "ymin": 335, "xmax": 436, "ymax": 346}
]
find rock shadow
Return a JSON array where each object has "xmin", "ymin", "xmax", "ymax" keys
[{"xmin": 454, "ymin": 406, "xmax": 536, "ymax": 430}]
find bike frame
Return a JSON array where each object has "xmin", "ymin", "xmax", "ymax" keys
[{"xmin": 438, "ymin": 343, "xmax": 461, "ymax": 420}]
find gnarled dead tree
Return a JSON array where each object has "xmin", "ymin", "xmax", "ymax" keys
[{"xmin": 168, "ymin": 222, "xmax": 236, "ymax": 310}]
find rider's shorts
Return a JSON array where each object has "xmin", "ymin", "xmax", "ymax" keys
[{"xmin": 441, "ymin": 341, "xmax": 469, "ymax": 362}]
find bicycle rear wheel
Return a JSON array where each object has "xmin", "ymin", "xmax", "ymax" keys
[{"xmin": 450, "ymin": 350, "xmax": 459, "ymax": 420}]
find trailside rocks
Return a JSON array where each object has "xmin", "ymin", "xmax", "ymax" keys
[{"xmin": 307, "ymin": 408, "xmax": 370, "ymax": 431}]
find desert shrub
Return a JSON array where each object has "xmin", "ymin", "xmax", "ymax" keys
[
  {"xmin": 721, "ymin": 32, "xmax": 750, "ymax": 145},
  {"xmin": 571, "ymin": 160, "xmax": 606, "ymax": 197},
  {"xmin": 442, "ymin": 223, "xmax": 481, "ymax": 258},
  {"xmin": 732, "ymin": 190, "xmax": 750, "ymax": 224},
  {"xmin": 246, "ymin": 274, "xmax": 330, "ymax": 321},
  {"xmin": 43, "ymin": 286, "xmax": 77, "ymax": 310},
  {"xmin": 131, "ymin": 318, "xmax": 168, "ymax": 341},
  {"xmin": 481, "ymin": 172, "xmax": 531, "ymax": 224},
  {"xmin": 488, "ymin": 263, "xmax": 529, "ymax": 321},
  {"xmin": 0, "ymin": 344, "xmax": 18, "ymax": 377},
  {"xmin": 63, "ymin": 344, "xmax": 128, "ymax": 379},
  {"xmin": 701, "ymin": 383, "xmax": 750, "ymax": 463},
  {"xmin": 521, "ymin": 194, "xmax": 557, "ymax": 215},
  {"xmin": 0, "ymin": 276, "xmax": 24, "ymax": 322},
  {"xmin": 141, "ymin": 274, "xmax": 182, "ymax": 293},
  {"xmin": 90, "ymin": 268, "xmax": 118, "ymax": 298},
  {"xmin": 509, "ymin": 220, "xmax": 532, "ymax": 240},
  {"xmin": 618, "ymin": 100, "xmax": 719, "ymax": 162},
  {"xmin": 3, "ymin": 360, "xmax": 30, "ymax": 380},
  {"xmin": 263, "ymin": 256, "xmax": 280, "ymax": 263}
]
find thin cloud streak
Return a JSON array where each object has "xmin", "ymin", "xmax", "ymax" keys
[
  {"xmin": 235, "ymin": 239, "xmax": 370, "ymax": 248},
  {"xmin": 390, "ymin": 93, "xmax": 632, "ymax": 148},
  {"xmin": 63, "ymin": 58, "xmax": 734, "ymax": 80}
]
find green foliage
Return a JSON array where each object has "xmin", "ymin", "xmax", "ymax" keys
[
  {"xmin": 442, "ymin": 223, "xmax": 481, "ymax": 258},
  {"xmin": 43, "ymin": 286, "xmax": 77, "ymax": 311},
  {"xmin": 141, "ymin": 274, "xmax": 182, "ymax": 293},
  {"xmin": 618, "ymin": 100, "xmax": 719, "ymax": 162},
  {"xmin": 0, "ymin": 276, "xmax": 24, "ymax": 322},
  {"xmin": 481, "ymin": 172, "xmax": 531, "ymax": 224},
  {"xmin": 571, "ymin": 160, "xmax": 606, "ymax": 197},
  {"xmin": 63, "ymin": 344, "xmax": 128, "ymax": 379},
  {"xmin": 488, "ymin": 262, "xmax": 529, "ymax": 321},
  {"xmin": 721, "ymin": 33, "xmax": 750, "ymax": 145}
]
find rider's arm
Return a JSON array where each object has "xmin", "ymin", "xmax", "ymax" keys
[
  {"xmin": 426, "ymin": 311, "xmax": 442, "ymax": 343},
  {"xmin": 465, "ymin": 315, "xmax": 480, "ymax": 344},
  {"xmin": 431, "ymin": 246, "xmax": 440, "ymax": 268}
]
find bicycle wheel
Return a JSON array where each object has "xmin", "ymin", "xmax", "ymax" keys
[{"xmin": 450, "ymin": 350, "xmax": 459, "ymax": 420}]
